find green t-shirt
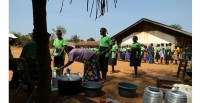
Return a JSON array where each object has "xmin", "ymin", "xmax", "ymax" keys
[
  {"xmin": 95, "ymin": 49, "xmax": 101, "ymax": 55},
  {"xmin": 99, "ymin": 36, "xmax": 112, "ymax": 47},
  {"xmin": 89, "ymin": 48, "xmax": 94, "ymax": 51},
  {"xmin": 156, "ymin": 47, "xmax": 161, "ymax": 55},
  {"xmin": 94, "ymin": 48, "xmax": 101, "ymax": 54},
  {"xmin": 111, "ymin": 44, "xmax": 118, "ymax": 58},
  {"xmin": 165, "ymin": 46, "xmax": 171, "ymax": 55},
  {"xmin": 130, "ymin": 42, "xmax": 141, "ymax": 58},
  {"xmin": 53, "ymin": 38, "xmax": 66, "ymax": 49},
  {"xmin": 156, "ymin": 47, "xmax": 161, "ymax": 52},
  {"xmin": 89, "ymin": 48, "xmax": 100, "ymax": 54},
  {"xmin": 53, "ymin": 38, "xmax": 67, "ymax": 59},
  {"xmin": 99, "ymin": 35, "xmax": 112, "ymax": 57},
  {"xmin": 141, "ymin": 46, "xmax": 145, "ymax": 54},
  {"xmin": 20, "ymin": 42, "xmax": 52, "ymax": 74},
  {"xmin": 120, "ymin": 48, "xmax": 126, "ymax": 55}
]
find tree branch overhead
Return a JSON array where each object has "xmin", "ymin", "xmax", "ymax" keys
[{"xmin": 59, "ymin": 0, "xmax": 117, "ymax": 20}]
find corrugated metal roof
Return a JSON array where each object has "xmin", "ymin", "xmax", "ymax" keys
[{"xmin": 112, "ymin": 18, "xmax": 192, "ymax": 39}]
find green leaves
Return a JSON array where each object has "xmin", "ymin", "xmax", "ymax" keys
[{"xmin": 169, "ymin": 24, "xmax": 183, "ymax": 30}]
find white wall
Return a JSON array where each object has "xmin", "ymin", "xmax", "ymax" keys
[{"xmin": 121, "ymin": 30, "xmax": 177, "ymax": 46}]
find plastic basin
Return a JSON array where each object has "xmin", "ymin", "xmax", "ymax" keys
[
  {"xmin": 117, "ymin": 82, "xmax": 138, "ymax": 98},
  {"xmin": 82, "ymin": 82, "xmax": 104, "ymax": 97}
]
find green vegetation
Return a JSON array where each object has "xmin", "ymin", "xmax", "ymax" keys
[{"xmin": 11, "ymin": 26, "xmax": 85, "ymax": 48}]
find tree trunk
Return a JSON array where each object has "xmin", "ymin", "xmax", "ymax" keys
[{"xmin": 32, "ymin": 0, "xmax": 52, "ymax": 103}]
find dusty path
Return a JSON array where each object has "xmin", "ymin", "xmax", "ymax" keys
[{"xmin": 9, "ymin": 47, "xmax": 181, "ymax": 103}]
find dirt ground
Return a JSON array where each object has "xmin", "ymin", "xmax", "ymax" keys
[{"xmin": 9, "ymin": 47, "xmax": 191, "ymax": 103}]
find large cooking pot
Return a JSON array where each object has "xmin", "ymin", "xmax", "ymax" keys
[
  {"xmin": 57, "ymin": 74, "xmax": 82, "ymax": 95},
  {"xmin": 164, "ymin": 90, "xmax": 187, "ymax": 103}
]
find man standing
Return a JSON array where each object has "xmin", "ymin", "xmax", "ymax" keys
[{"xmin": 9, "ymin": 34, "xmax": 18, "ymax": 87}]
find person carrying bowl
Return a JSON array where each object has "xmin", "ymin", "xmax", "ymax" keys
[{"xmin": 52, "ymin": 30, "xmax": 67, "ymax": 74}]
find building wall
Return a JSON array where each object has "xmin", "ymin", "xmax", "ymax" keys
[{"xmin": 121, "ymin": 30, "xmax": 177, "ymax": 46}]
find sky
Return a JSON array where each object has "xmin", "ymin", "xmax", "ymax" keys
[{"xmin": 9, "ymin": 0, "xmax": 192, "ymax": 41}]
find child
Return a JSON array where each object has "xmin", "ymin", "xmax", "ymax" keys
[{"xmin": 155, "ymin": 44, "xmax": 161, "ymax": 64}]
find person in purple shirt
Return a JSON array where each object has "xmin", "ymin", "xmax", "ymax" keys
[{"xmin": 57, "ymin": 46, "xmax": 100, "ymax": 82}]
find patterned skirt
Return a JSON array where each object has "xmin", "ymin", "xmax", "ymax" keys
[{"xmin": 83, "ymin": 54, "xmax": 100, "ymax": 82}]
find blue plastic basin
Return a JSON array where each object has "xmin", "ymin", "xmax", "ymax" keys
[
  {"xmin": 82, "ymin": 82, "xmax": 104, "ymax": 97},
  {"xmin": 117, "ymin": 82, "xmax": 138, "ymax": 98}
]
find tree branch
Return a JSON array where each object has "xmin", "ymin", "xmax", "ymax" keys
[
  {"xmin": 90, "ymin": 0, "xmax": 94, "ymax": 18},
  {"xmin": 60, "ymin": 0, "xmax": 64, "ymax": 13},
  {"xmin": 87, "ymin": 0, "xmax": 89, "ymax": 12},
  {"xmin": 59, "ymin": 0, "xmax": 117, "ymax": 20}
]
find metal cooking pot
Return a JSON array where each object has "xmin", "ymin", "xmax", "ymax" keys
[
  {"xmin": 164, "ymin": 90, "xmax": 187, "ymax": 103},
  {"xmin": 57, "ymin": 74, "xmax": 82, "ymax": 95}
]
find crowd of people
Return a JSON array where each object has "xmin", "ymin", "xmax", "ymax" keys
[
  {"xmin": 116, "ymin": 42, "xmax": 183, "ymax": 65},
  {"xmin": 9, "ymin": 27, "xmax": 191, "ymax": 94},
  {"xmin": 78, "ymin": 37, "xmax": 191, "ymax": 78}
]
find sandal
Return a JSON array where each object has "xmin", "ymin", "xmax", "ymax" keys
[
  {"xmin": 133, "ymin": 75, "xmax": 137, "ymax": 77},
  {"xmin": 110, "ymin": 71, "xmax": 114, "ymax": 74},
  {"xmin": 133, "ymin": 74, "xmax": 141, "ymax": 77}
]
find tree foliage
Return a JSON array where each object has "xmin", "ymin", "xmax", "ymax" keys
[
  {"xmin": 67, "ymin": 35, "xmax": 81, "ymax": 43},
  {"xmin": 169, "ymin": 24, "xmax": 183, "ymax": 30},
  {"xmin": 51, "ymin": 25, "xmax": 67, "ymax": 37},
  {"xmin": 11, "ymin": 32, "xmax": 32, "ymax": 46},
  {"xmin": 87, "ymin": 37, "xmax": 95, "ymax": 41}
]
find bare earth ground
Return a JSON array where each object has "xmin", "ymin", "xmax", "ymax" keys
[{"xmin": 9, "ymin": 47, "xmax": 190, "ymax": 103}]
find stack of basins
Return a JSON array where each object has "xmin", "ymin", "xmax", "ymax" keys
[
  {"xmin": 143, "ymin": 87, "xmax": 163, "ymax": 103},
  {"xmin": 164, "ymin": 90, "xmax": 187, "ymax": 103}
]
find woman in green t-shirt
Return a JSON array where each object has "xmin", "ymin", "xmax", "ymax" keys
[
  {"xmin": 164, "ymin": 43, "xmax": 168, "ymax": 64},
  {"xmin": 108, "ymin": 39, "xmax": 118, "ymax": 74},
  {"xmin": 155, "ymin": 44, "xmax": 161, "ymax": 63},
  {"xmin": 130, "ymin": 36, "xmax": 141, "ymax": 77},
  {"xmin": 52, "ymin": 30, "xmax": 66, "ymax": 74},
  {"xmin": 99, "ymin": 27, "xmax": 112, "ymax": 83},
  {"xmin": 165, "ymin": 43, "xmax": 171, "ymax": 65}
]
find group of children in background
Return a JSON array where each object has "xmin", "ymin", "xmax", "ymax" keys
[
  {"xmin": 117, "ymin": 43, "xmax": 181, "ymax": 65},
  {"xmin": 76, "ymin": 42, "xmax": 189, "ymax": 66}
]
